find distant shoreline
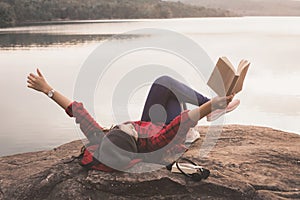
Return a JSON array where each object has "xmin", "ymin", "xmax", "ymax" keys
[
  {"xmin": 4, "ymin": 16, "xmax": 239, "ymax": 28},
  {"xmin": 3, "ymin": 16, "xmax": 300, "ymax": 29}
]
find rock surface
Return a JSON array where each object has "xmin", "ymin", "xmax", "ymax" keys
[{"xmin": 0, "ymin": 125, "xmax": 299, "ymax": 200}]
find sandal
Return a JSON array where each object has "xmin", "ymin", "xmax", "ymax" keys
[{"xmin": 168, "ymin": 158, "xmax": 210, "ymax": 182}]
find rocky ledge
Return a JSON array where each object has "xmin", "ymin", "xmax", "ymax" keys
[{"xmin": 0, "ymin": 125, "xmax": 299, "ymax": 200}]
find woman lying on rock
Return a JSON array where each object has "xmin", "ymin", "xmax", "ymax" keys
[{"xmin": 27, "ymin": 69, "xmax": 239, "ymax": 172}]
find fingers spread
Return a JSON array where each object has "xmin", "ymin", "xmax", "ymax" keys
[
  {"xmin": 27, "ymin": 83, "xmax": 33, "ymax": 88},
  {"xmin": 37, "ymin": 68, "xmax": 43, "ymax": 77},
  {"xmin": 29, "ymin": 73, "xmax": 37, "ymax": 80},
  {"xmin": 27, "ymin": 75, "xmax": 36, "ymax": 82}
]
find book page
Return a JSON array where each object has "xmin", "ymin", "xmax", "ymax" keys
[
  {"xmin": 221, "ymin": 56, "xmax": 236, "ymax": 73},
  {"xmin": 237, "ymin": 59, "xmax": 250, "ymax": 75},
  {"xmin": 207, "ymin": 57, "xmax": 236, "ymax": 96},
  {"xmin": 233, "ymin": 61, "xmax": 250, "ymax": 94},
  {"xmin": 227, "ymin": 75, "xmax": 239, "ymax": 96}
]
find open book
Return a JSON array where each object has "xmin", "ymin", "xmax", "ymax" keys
[{"xmin": 207, "ymin": 57, "xmax": 250, "ymax": 96}]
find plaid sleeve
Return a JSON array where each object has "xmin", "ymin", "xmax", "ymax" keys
[
  {"xmin": 65, "ymin": 101, "xmax": 104, "ymax": 138},
  {"xmin": 143, "ymin": 110, "xmax": 197, "ymax": 152}
]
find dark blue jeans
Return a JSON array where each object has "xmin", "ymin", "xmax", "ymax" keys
[{"xmin": 141, "ymin": 76, "xmax": 210, "ymax": 124}]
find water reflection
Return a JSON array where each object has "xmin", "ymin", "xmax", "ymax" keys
[{"xmin": 0, "ymin": 33, "xmax": 139, "ymax": 48}]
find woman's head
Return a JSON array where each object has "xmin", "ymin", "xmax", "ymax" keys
[{"xmin": 98, "ymin": 129, "xmax": 138, "ymax": 170}]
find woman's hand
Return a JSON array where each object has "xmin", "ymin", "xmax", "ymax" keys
[
  {"xmin": 27, "ymin": 69, "xmax": 52, "ymax": 94},
  {"xmin": 211, "ymin": 94, "xmax": 235, "ymax": 110}
]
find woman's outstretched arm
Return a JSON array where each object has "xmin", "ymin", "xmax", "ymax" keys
[
  {"xmin": 188, "ymin": 94, "xmax": 234, "ymax": 122},
  {"xmin": 27, "ymin": 68, "xmax": 71, "ymax": 110},
  {"xmin": 27, "ymin": 69, "xmax": 105, "ymax": 141}
]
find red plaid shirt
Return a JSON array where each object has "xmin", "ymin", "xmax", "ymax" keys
[{"xmin": 66, "ymin": 102, "xmax": 197, "ymax": 164}]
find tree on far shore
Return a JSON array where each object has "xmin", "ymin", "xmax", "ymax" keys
[{"xmin": 0, "ymin": 2, "xmax": 15, "ymax": 27}]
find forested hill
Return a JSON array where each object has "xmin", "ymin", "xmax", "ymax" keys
[
  {"xmin": 0, "ymin": 0, "xmax": 233, "ymax": 28},
  {"xmin": 167, "ymin": 0, "xmax": 300, "ymax": 16}
]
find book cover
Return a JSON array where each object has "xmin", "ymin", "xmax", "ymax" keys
[{"xmin": 207, "ymin": 57, "xmax": 250, "ymax": 96}]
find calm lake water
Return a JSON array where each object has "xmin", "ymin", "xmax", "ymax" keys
[{"xmin": 0, "ymin": 17, "xmax": 299, "ymax": 156}]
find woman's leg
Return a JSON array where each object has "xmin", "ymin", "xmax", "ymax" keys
[{"xmin": 141, "ymin": 76, "xmax": 210, "ymax": 124}]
